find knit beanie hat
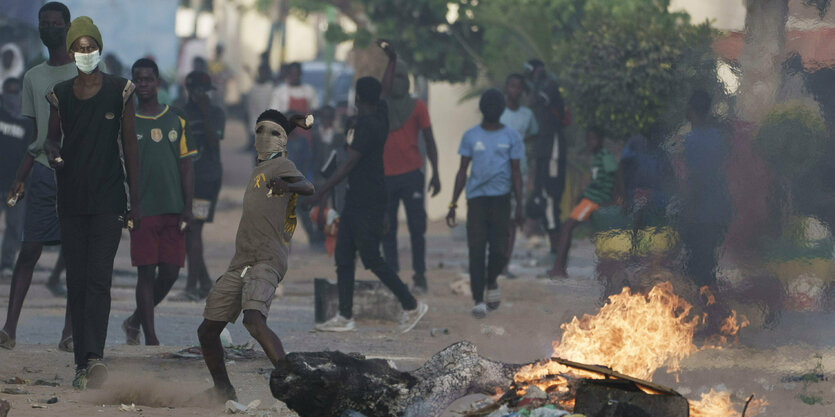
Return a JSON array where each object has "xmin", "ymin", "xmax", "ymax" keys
[{"xmin": 66, "ymin": 16, "xmax": 102, "ymax": 52}]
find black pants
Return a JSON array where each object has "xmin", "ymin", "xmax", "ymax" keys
[
  {"xmin": 60, "ymin": 214, "xmax": 123, "ymax": 367},
  {"xmin": 467, "ymin": 195, "xmax": 511, "ymax": 304},
  {"xmin": 383, "ymin": 169, "xmax": 427, "ymax": 274},
  {"xmin": 335, "ymin": 206, "xmax": 417, "ymax": 319},
  {"xmin": 680, "ymin": 221, "xmax": 727, "ymax": 288}
]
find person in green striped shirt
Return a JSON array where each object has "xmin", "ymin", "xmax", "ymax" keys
[{"xmin": 548, "ymin": 127, "xmax": 617, "ymax": 278}]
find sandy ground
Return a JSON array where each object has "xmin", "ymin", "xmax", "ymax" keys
[{"xmin": 1, "ymin": 120, "xmax": 835, "ymax": 417}]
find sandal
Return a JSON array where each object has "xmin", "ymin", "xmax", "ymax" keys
[
  {"xmin": 486, "ymin": 289, "xmax": 501, "ymax": 311},
  {"xmin": 0, "ymin": 329, "xmax": 15, "ymax": 350},
  {"xmin": 122, "ymin": 319, "xmax": 140, "ymax": 345},
  {"xmin": 58, "ymin": 335, "xmax": 73, "ymax": 352}
]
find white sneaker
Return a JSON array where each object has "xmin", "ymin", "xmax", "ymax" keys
[
  {"xmin": 314, "ymin": 314, "xmax": 356, "ymax": 332},
  {"xmin": 398, "ymin": 302, "xmax": 428, "ymax": 334},
  {"xmin": 472, "ymin": 303, "xmax": 488, "ymax": 319}
]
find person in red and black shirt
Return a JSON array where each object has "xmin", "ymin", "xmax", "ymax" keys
[
  {"xmin": 381, "ymin": 62, "xmax": 441, "ymax": 294},
  {"xmin": 305, "ymin": 41, "xmax": 428, "ymax": 334}
]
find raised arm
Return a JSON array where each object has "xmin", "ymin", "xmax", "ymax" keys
[
  {"xmin": 378, "ymin": 39, "xmax": 397, "ymax": 100},
  {"xmin": 446, "ymin": 156, "xmax": 471, "ymax": 227}
]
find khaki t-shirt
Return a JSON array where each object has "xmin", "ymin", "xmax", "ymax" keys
[{"xmin": 229, "ymin": 157, "xmax": 304, "ymax": 276}]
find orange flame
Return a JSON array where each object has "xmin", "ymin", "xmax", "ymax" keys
[
  {"xmin": 689, "ymin": 389, "xmax": 767, "ymax": 417},
  {"xmin": 512, "ymin": 282, "xmax": 761, "ymax": 416},
  {"xmin": 705, "ymin": 310, "xmax": 750, "ymax": 348},
  {"xmin": 514, "ymin": 283, "xmax": 698, "ymax": 399}
]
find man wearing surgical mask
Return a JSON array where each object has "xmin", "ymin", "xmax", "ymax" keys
[
  {"xmin": 0, "ymin": 78, "xmax": 31, "ymax": 284},
  {"xmin": 44, "ymin": 16, "xmax": 141, "ymax": 391},
  {"xmin": 1, "ymin": 1, "xmax": 75, "ymax": 354}
]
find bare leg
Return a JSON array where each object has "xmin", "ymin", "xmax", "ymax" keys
[
  {"xmin": 2, "ymin": 242, "xmax": 44, "ymax": 339},
  {"xmin": 548, "ymin": 230, "xmax": 559, "ymax": 254},
  {"xmin": 132, "ymin": 265, "xmax": 159, "ymax": 345},
  {"xmin": 197, "ymin": 318, "xmax": 236, "ymax": 400},
  {"xmin": 47, "ymin": 251, "xmax": 65, "ymax": 288},
  {"xmin": 127, "ymin": 263, "xmax": 180, "ymax": 344},
  {"xmin": 242, "ymin": 310, "xmax": 286, "ymax": 366},
  {"xmin": 153, "ymin": 263, "xmax": 181, "ymax": 304},
  {"xmin": 548, "ymin": 219, "xmax": 577, "ymax": 278}
]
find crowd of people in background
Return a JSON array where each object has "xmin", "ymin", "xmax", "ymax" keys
[{"xmin": 0, "ymin": 0, "xmax": 733, "ymax": 400}]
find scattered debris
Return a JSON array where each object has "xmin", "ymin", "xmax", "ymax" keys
[
  {"xmin": 780, "ymin": 373, "xmax": 827, "ymax": 383},
  {"xmin": 165, "ymin": 344, "xmax": 260, "ymax": 360},
  {"xmin": 119, "ymin": 403, "xmax": 141, "ymax": 412},
  {"xmin": 43, "ymin": 397, "xmax": 58, "ymax": 404},
  {"xmin": 450, "ymin": 277, "xmax": 472, "ymax": 297},
  {"xmin": 32, "ymin": 379, "xmax": 60, "ymax": 387},
  {"xmin": 31, "ymin": 404, "xmax": 48, "ymax": 409},
  {"xmin": 1, "ymin": 387, "xmax": 30, "ymax": 395},
  {"xmin": 225, "ymin": 399, "xmax": 261, "ymax": 414},
  {"xmin": 430, "ymin": 328, "xmax": 449, "ymax": 337},
  {"xmin": 22, "ymin": 367, "xmax": 41, "ymax": 374},
  {"xmin": 524, "ymin": 385, "xmax": 548, "ymax": 400},
  {"xmin": 4, "ymin": 377, "xmax": 25, "ymax": 384},
  {"xmin": 480, "ymin": 324, "xmax": 506, "ymax": 336}
]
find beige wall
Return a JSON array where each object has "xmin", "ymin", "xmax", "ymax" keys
[
  {"xmin": 424, "ymin": 82, "xmax": 482, "ymax": 220},
  {"xmin": 671, "ymin": 0, "xmax": 746, "ymax": 30}
]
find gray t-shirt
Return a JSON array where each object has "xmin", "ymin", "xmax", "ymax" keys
[
  {"xmin": 21, "ymin": 62, "xmax": 78, "ymax": 167},
  {"xmin": 229, "ymin": 157, "xmax": 304, "ymax": 276},
  {"xmin": 500, "ymin": 106, "xmax": 539, "ymax": 140}
]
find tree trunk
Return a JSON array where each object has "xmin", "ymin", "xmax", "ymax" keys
[
  {"xmin": 736, "ymin": 0, "xmax": 789, "ymax": 123},
  {"xmin": 270, "ymin": 342, "xmax": 523, "ymax": 417}
]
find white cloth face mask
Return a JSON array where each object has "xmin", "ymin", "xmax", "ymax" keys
[{"xmin": 74, "ymin": 50, "xmax": 100, "ymax": 74}]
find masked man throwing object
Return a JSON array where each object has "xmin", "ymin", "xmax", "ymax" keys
[{"xmin": 196, "ymin": 110, "xmax": 314, "ymax": 402}]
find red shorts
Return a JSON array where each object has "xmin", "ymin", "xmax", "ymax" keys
[
  {"xmin": 570, "ymin": 198, "xmax": 600, "ymax": 222},
  {"xmin": 130, "ymin": 214, "xmax": 186, "ymax": 267}
]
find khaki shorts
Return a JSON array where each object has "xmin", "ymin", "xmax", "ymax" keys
[{"xmin": 203, "ymin": 263, "xmax": 282, "ymax": 323}]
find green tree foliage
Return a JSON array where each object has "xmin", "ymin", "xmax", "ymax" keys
[
  {"xmin": 755, "ymin": 101, "xmax": 827, "ymax": 181},
  {"xmin": 279, "ymin": 0, "xmax": 720, "ymax": 138},
  {"xmin": 558, "ymin": 0, "xmax": 719, "ymax": 139}
]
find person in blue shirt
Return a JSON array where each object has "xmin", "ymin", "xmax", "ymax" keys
[
  {"xmin": 680, "ymin": 90, "xmax": 731, "ymax": 290},
  {"xmin": 447, "ymin": 89, "xmax": 524, "ymax": 319}
]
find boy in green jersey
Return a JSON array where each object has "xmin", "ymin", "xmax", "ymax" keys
[{"xmin": 122, "ymin": 58, "xmax": 196, "ymax": 346}]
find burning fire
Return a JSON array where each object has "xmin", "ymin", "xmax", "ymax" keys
[
  {"xmin": 689, "ymin": 389, "xmax": 768, "ymax": 417},
  {"xmin": 515, "ymin": 282, "xmax": 698, "ymax": 392},
  {"xmin": 513, "ymin": 282, "xmax": 763, "ymax": 416}
]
